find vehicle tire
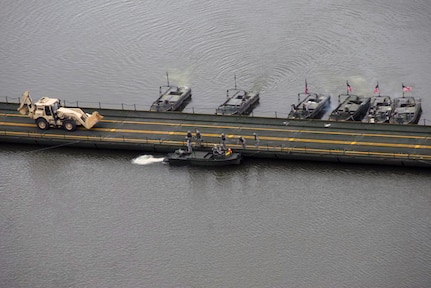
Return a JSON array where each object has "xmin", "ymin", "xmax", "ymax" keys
[
  {"xmin": 62, "ymin": 119, "xmax": 76, "ymax": 132},
  {"xmin": 36, "ymin": 118, "xmax": 49, "ymax": 130}
]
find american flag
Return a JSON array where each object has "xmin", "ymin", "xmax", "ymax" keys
[
  {"xmin": 374, "ymin": 82, "xmax": 380, "ymax": 94},
  {"xmin": 305, "ymin": 80, "xmax": 309, "ymax": 94},
  {"xmin": 346, "ymin": 81, "xmax": 353, "ymax": 93},
  {"xmin": 402, "ymin": 83, "xmax": 412, "ymax": 92}
]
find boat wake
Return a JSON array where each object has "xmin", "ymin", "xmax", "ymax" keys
[{"xmin": 132, "ymin": 155, "xmax": 165, "ymax": 165}]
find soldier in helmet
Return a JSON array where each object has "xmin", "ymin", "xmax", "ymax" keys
[
  {"xmin": 220, "ymin": 133, "xmax": 226, "ymax": 149},
  {"xmin": 238, "ymin": 136, "xmax": 246, "ymax": 149}
]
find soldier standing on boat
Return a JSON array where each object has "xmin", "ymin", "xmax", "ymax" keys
[
  {"xmin": 212, "ymin": 144, "xmax": 223, "ymax": 155},
  {"xmin": 220, "ymin": 133, "xmax": 226, "ymax": 149}
]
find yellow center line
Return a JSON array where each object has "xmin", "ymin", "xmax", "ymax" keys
[
  {"xmin": 102, "ymin": 118, "xmax": 429, "ymax": 140},
  {"xmin": 2, "ymin": 120, "xmax": 431, "ymax": 150},
  {"xmin": 2, "ymin": 112, "xmax": 429, "ymax": 140}
]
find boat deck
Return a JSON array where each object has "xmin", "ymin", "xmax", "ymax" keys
[
  {"xmin": 1, "ymin": 102, "xmax": 431, "ymax": 167},
  {"xmin": 150, "ymin": 86, "xmax": 191, "ymax": 111},
  {"xmin": 216, "ymin": 90, "xmax": 259, "ymax": 115}
]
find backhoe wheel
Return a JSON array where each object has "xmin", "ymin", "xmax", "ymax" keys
[
  {"xmin": 63, "ymin": 119, "xmax": 76, "ymax": 132},
  {"xmin": 36, "ymin": 118, "xmax": 49, "ymax": 130}
]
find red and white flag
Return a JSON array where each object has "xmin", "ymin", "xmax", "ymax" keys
[
  {"xmin": 346, "ymin": 81, "xmax": 353, "ymax": 93},
  {"xmin": 402, "ymin": 83, "xmax": 412, "ymax": 92},
  {"xmin": 374, "ymin": 82, "xmax": 380, "ymax": 94}
]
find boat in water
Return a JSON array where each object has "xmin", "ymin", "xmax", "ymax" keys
[
  {"xmin": 215, "ymin": 76, "xmax": 259, "ymax": 115},
  {"xmin": 150, "ymin": 73, "xmax": 192, "ymax": 112},
  {"xmin": 164, "ymin": 149, "xmax": 241, "ymax": 166},
  {"xmin": 389, "ymin": 96, "xmax": 422, "ymax": 124},
  {"xmin": 329, "ymin": 94, "xmax": 371, "ymax": 121},
  {"xmin": 365, "ymin": 95, "xmax": 393, "ymax": 123},
  {"xmin": 288, "ymin": 92, "xmax": 331, "ymax": 119},
  {"xmin": 215, "ymin": 88, "xmax": 259, "ymax": 115}
]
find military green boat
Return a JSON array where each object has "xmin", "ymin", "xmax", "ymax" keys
[
  {"xmin": 365, "ymin": 95, "xmax": 393, "ymax": 123},
  {"xmin": 389, "ymin": 96, "xmax": 422, "ymax": 124},
  {"xmin": 329, "ymin": 94, "xmax": 371, "ymax": 121},
  {"xmin": 215, "ymin": 89, "xmax": 259, "ymax": 115},
  {"xmin": 215, "ymin": 76, "xmax": 259, "ymax": 115},
  {"xmin": 150, "ymin": 73, "xmax": 192, "ymax": 112},
  {"xmin": 164, "ymin": 149, "xmax": 241, "ymax": 166},
  {"xmin": 288, "ymin": 92, "xmax": 331, "ymax": 120}
]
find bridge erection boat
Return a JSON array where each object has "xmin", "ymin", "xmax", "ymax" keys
[
  {"xmin": 365, "ymin": 95, "xmax": 393, "ymax": 123},
  {"xmin": 288, "ymin": 92, "xmax": 331, "ymax": 120},
  {"xmin": 389, "ymin": 96, "xmax": 422, "ymax": 124},
  {"xmin": 215, "ymin": 76, "xmax": 259, "ymax": 115},
  {"xmin": 215, "ymin": 88, "xmax": 259, "ymax": 115},
  {"xmin": 329, "ymin": 94, "xmax": 370, "ymax": 121},
  {"xmin": 150, "ymin": 85, "xmax": 192, "ymax": 112},
  {"xmin": 150, "ymin": 74, "xmax": 192, "ymax": 112},
  {"xmin": 164, "ymin": 149, "xmax": 241, "ymax": 166}
]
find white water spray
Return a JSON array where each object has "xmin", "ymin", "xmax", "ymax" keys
[{"xmin": 131, "ymin": 155, "xmax": 165, "ymax": 165}]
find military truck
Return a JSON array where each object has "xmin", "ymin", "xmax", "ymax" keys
[{"xmin": 17, "ymin": 91, "xmax": 103, "ymax": 132}]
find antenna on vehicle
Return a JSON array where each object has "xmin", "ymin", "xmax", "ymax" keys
[
  {"xmin": 166, "ymin": 72, "xmax": 170, "ymax": 86},
  {"xmin": 234, "ymin": 74, "xmax": 237, "ymax": 90}
]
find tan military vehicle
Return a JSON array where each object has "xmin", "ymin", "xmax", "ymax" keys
[{"xmin": 17, "ymin": 91, "xmax": 103, "ymax": 132}]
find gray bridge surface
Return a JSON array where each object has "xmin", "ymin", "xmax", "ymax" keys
[{"xmin": 1, "ymin": 102, "xmax": 431, "ymax": 167}]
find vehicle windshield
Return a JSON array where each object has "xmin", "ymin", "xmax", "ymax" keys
[{"xmin": 52, "ymin": 102, "xmax": 59, "ymax": 113}]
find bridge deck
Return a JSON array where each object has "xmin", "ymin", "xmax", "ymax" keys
[{"xmin": 1, "ymin": 102, "xmax": 430, "ymax": 167}]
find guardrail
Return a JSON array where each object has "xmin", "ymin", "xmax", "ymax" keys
[{"xmin": 0, "ymin": 95, "xmax": 295, "ymax": 120}]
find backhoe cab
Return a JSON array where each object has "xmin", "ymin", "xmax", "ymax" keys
[{"xmin": 17, "ymin": 91, "xmax": 103, "ymax": 132}]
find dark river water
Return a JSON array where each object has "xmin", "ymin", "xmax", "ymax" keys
[{"xmin": 1, "ymin": 1, "xmax": 431, "ymax": 287}]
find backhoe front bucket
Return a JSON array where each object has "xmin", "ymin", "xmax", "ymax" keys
[{"xmin": 84, "ymin": 111, "xmax": 104, "ymax": 129}]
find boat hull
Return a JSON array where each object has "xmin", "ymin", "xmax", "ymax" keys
[
  {"xmin": 165, "ymin": 151, "xmax": 242, "ymax": 166},
  {"xmin": 329, "ymin": 94, "xmax": 370, "ymax": 121},
  {"xmin": 364, "ymin": 95, "xmax": 393, "ymax": 123},
  {"xmin": 288, "ymin": 93, "xmax": 331, "ymax": 120},
  {"xmin": 216, "ymin": 90, "xmax": 260, "ymax": 115},
  {"xmin": 389, "ymin": 96, "xmax": 422, "ymax": 124}
]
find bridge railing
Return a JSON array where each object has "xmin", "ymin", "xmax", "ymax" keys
[{"xmin": 0, "ymin": 95, "xmax": 290, "ymax": 119}]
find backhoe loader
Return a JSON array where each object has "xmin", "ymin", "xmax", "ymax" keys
[{"xmin": 17, "ymin": 91, "xmax": 103, "ymax": 132}]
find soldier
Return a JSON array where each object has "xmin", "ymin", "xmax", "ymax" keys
[
  {"xmin": 220, "ymin": 133, "xmax": 226, "ymax": 149},
  {"xmin": 195, "ymin": 129, "xmax": 202, "ymax": 146},
  {"xmin": 186, "ymin": 138, "xmax": 192, "ymax": 153},
  {"xmin": 253, "ymin": 132, "xmax": 259, "ymax": 147},
  {"xmin": 238, "ymin": 136, "xmax": 246, "ymax": 149},
  {"xmin": 186, "ymin": 130, "xmax": 192, "ymax": 141}
]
